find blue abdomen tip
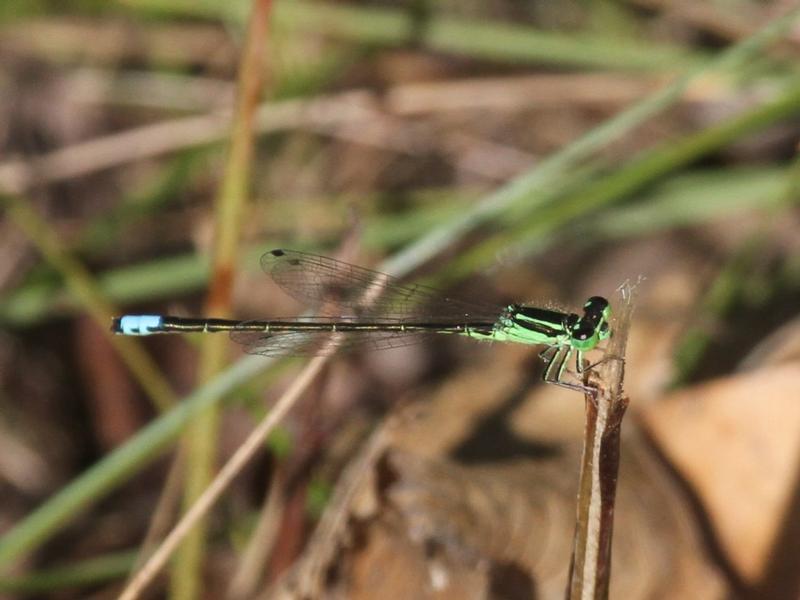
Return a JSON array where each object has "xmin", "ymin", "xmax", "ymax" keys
[{"xmin": 118, "ymin": 315, "xmax": 163, "ymax": 335}]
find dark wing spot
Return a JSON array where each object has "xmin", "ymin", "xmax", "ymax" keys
[{"xmin": 270, "ymin": 249, "xmax": 285, "ymax": 257}]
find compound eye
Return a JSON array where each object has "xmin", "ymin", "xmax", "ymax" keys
[{"xmin": 585, "ymin": 296, "xmax": 609, "ymax": 311}]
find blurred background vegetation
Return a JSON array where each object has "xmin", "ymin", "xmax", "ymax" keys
[{"xmin": 0, "ymin": 1, "xmax": 799, "ymax": 598}]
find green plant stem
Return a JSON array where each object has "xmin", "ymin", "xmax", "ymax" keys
[
  {"xmin": 172, "ymin": 1, "xmax": 271, "ymax": 598},
  {"xmin": 276, "ymin": 2, "xmax": 702, "ymax": 71},
  {"xmin": 122, "ymin": 0, "xmax": 704, "ymax": 71},
  {"xmin": 0, "ymin": 550, "xmax": 136, "ymax": 594}
]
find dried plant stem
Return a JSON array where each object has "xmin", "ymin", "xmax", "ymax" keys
[{"xmin": 567, "ymin": 282, "xmax": 636, "ymax": 600}]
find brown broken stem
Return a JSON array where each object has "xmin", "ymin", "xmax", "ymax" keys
[{"xmin": 567, "ymin": 280, "xmax": 637, "ymax": 600}]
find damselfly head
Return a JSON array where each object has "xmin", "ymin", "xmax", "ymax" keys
[{"xmin": 569, "ymin": 296, "xmax": 612, "ymax": 350}]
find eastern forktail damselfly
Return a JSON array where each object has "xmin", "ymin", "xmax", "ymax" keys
[{"xmin": 112, "ymin": 249, "xmax": 611, "ymax": 393}]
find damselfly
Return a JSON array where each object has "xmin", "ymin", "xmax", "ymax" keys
[{"xmin": 112, "ymin": 249, "xmax": 611, "ymax": 393}]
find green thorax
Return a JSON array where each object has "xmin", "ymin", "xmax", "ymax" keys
[{"xmin": 464, "ymin": 297, "xmax": 611, "ymax": 351}]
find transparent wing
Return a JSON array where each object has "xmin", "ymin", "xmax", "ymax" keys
[
  {"xmin": 262, "ymin": 249, "xmax": 502, "ymax": 321},
  {"xmin": 230, "ymin": 317, "xmax": 448, "ymax": 357}
]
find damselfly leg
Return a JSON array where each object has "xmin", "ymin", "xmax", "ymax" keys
[{"xmin": 540, "ymin": 345, "xmax": 597, "ymax": 395}]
